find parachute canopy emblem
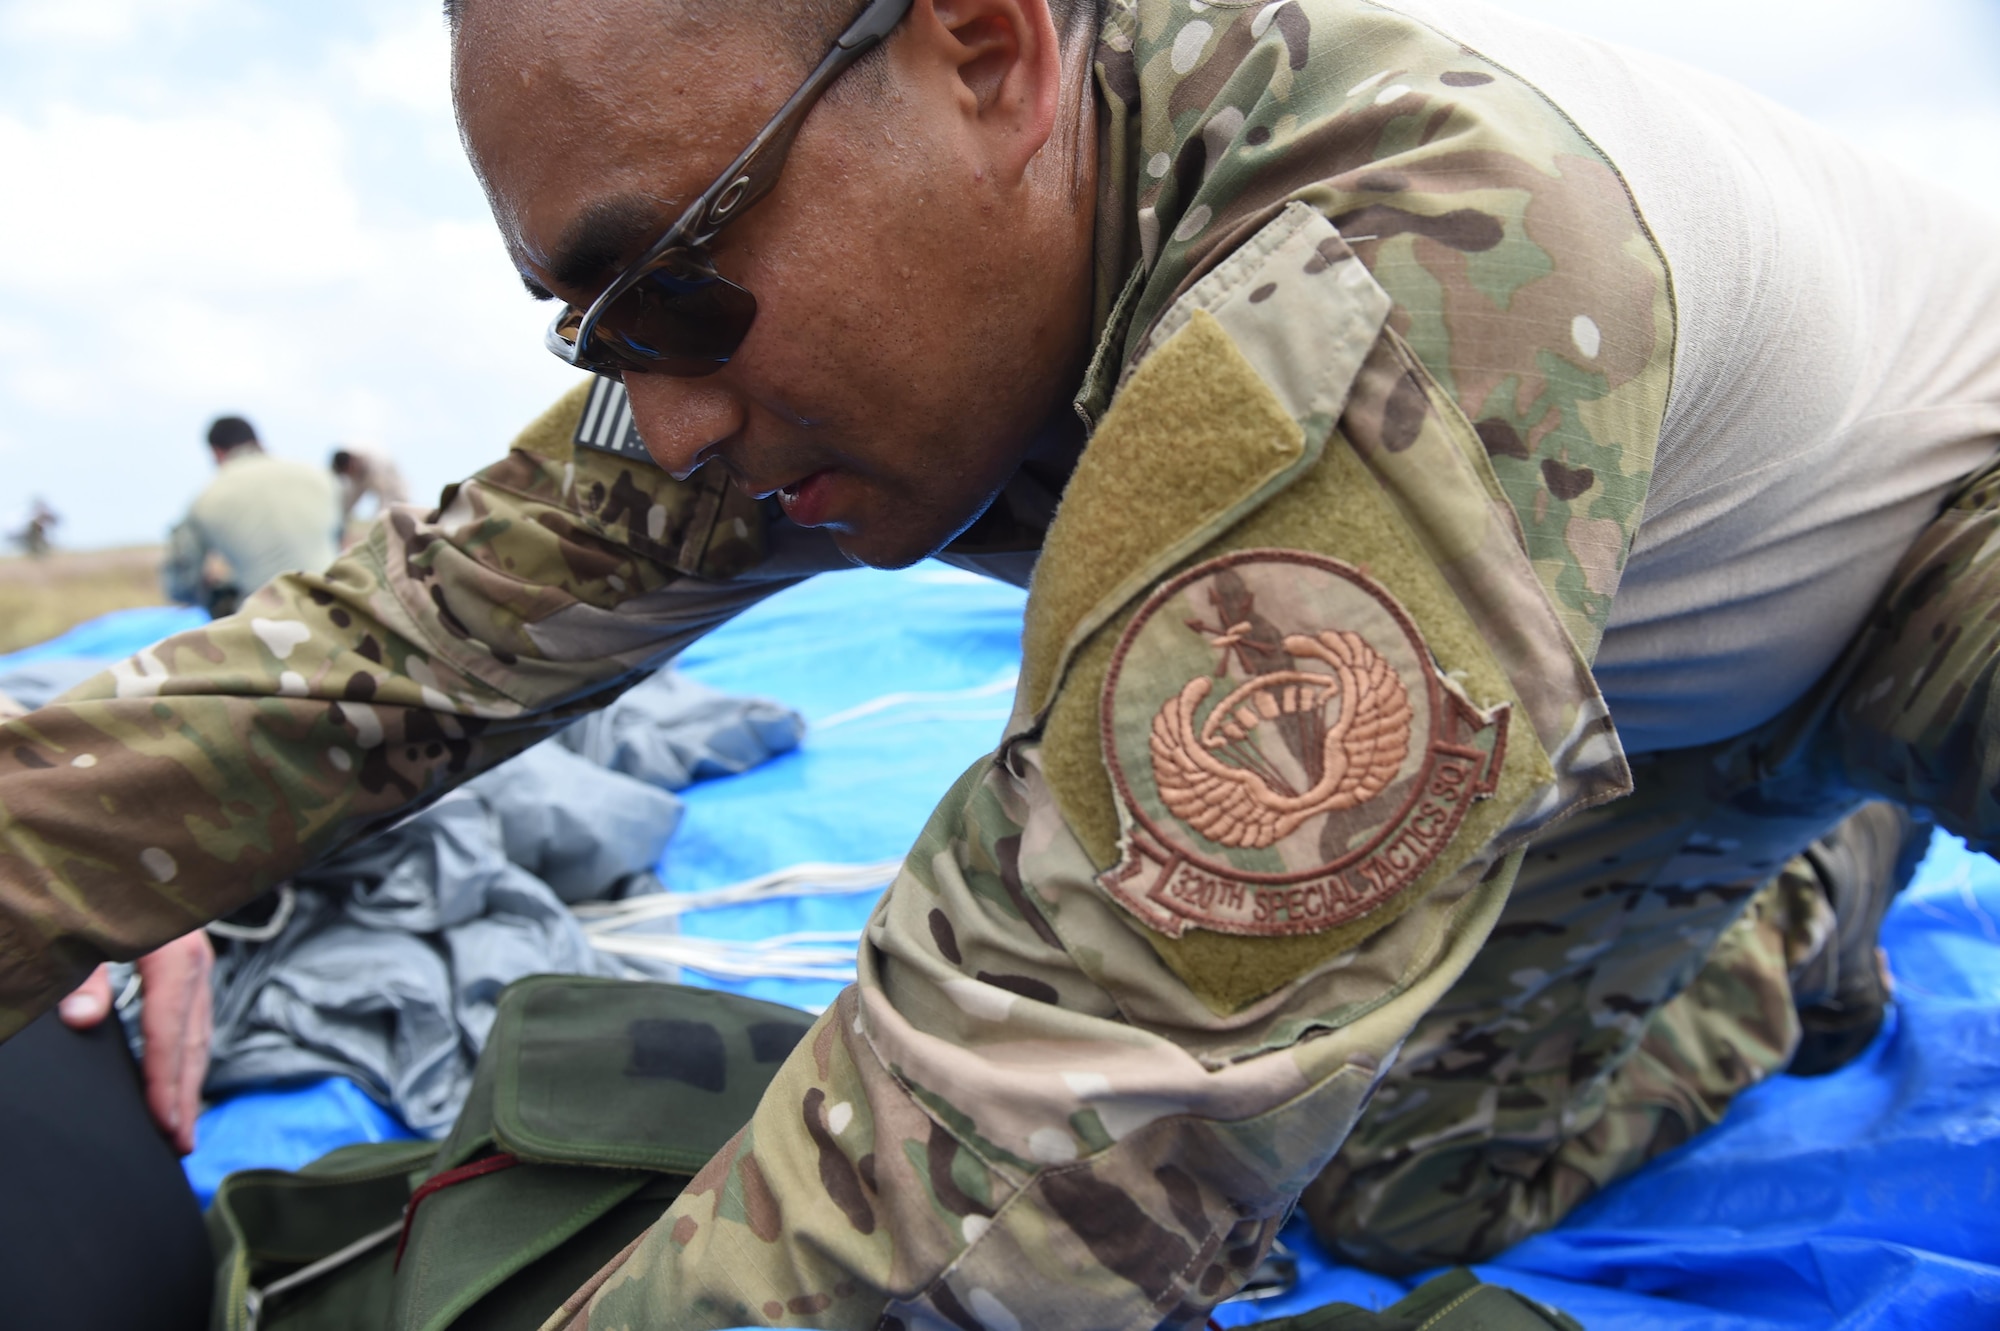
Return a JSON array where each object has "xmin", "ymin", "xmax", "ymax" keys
[{"xmin": 1099, "ymin": 550, "xmax": 1507, "ymax": 939}]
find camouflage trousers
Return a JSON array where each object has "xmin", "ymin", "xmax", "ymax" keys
[
  {"xmin": 1303, "ymin": 811, "xmax": 1840, "ymax": 1272},
  {"xmin": 1303, "ymin": 451, "xmax": 2000, "ymax": 1273}
]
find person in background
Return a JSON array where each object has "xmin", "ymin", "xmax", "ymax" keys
[
  {"xmin": 10, "ymin": 498, "xmax": 59, "ymax": 558},
  {"xmin": 162, "ymin": 416, "xmax": 342, "ymax": 618},
  {"xmin": 330, "ymin": 442, "xmax": 411, "ymax": 530}
]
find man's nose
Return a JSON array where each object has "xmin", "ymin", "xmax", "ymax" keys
[{"xmin": 620, "ymin": 374, "xmax": 744, "ymax": 481}]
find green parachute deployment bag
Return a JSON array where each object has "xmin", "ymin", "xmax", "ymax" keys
[
  {"xmin": 207, "ymin": 976, "xmax": 1587, "ymax": 1331},
  {"xmin": 206, "ymin": 975, "xmax": 816, "ymax": 1331},
  {"xmin": 1246, "ymin": 1266, "xmax": 1585, "ymax": 1331}
]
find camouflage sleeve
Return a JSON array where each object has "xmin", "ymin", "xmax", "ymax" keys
[
  {"xmin": 1835, "ymin": 454, "xmax": 2000, "ymax": 850},
  {"xmin": 560, "ymin": 763, "xmax": 1528, "ymax": 1331},
  {"xmin": 558, "ymin": 320, "xmax": 1562, "ymax": 1331},
  {"xmin": 0, "ymin": 381, "xmax": 801, "ymax": 1040}
]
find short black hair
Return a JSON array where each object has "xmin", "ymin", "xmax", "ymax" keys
[{"xmin": 207, "ymin": 416, "xmax": 259, "ymax": 450}]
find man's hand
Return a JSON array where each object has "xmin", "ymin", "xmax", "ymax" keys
[{"xmin": 57, "ymin": 932, "xmax": 214, "ymax": 1155}]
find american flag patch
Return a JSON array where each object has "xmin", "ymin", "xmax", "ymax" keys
[{"xmin": 572, "ymin": 378, "xmax": 651, "ymax": 462}]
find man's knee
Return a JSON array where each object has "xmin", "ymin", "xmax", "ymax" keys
[
  {"xmin": 1305, "ymin": 880, "xmax": 1821, "ymax": 1271},
  {"xmin": 1300, "ymin": 1132, "xmax": 1597, "ymax": 1273}
]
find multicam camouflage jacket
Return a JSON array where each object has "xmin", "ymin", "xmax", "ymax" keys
[{"xmin": 0, "ymin": 0, "xmax": 1688, "ymax": 1325}]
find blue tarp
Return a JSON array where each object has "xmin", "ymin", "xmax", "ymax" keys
[
  {"xmin": 0, "ymin": 604, "xmax": 206, "ymax": 669},
  {"xmin": 11, "ymin": 568, "xmax": 1998, "ymax": 1327},
  {"xmin": 665, "ymin": 564, "xmax": 1027, "ymax": 1010},
  {"xmin": 180, "ymin": 1076, "xmax": 414, "ymax": 1203}
]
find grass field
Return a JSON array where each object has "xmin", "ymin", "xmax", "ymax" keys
[{"xmin": 0, "ymin": 546, "xmax": 168, "ymax": 655}]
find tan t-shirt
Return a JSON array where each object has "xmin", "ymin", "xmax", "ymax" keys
[
  {"xmin": 186, "ymin": 448, "xmax": 342, "ymax": 594},
  {"xmin": 1387, "ymin": 0, "xmax": 2000, "ymax": 751}
]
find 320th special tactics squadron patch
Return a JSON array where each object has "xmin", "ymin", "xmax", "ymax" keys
[{"xmin": 1099, "ymin": 551, "xmax": 1510, "ymax": 938}]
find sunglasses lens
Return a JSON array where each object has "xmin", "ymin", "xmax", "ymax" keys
[{"xmin": 567, "ymin": 255, "xmax": 759, "ymax": 379}]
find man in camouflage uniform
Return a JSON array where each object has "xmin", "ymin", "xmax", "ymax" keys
[{"xmin": 4, "ymin": 0, "xmax": 1999, "ymax": 1326}]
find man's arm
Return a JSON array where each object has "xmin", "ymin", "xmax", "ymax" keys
[
  {"xmin": 550, "ymin": 212, "xmax": 1627, "ymax": 1329},
  {"xmin": 160, "ymin": 518, "xmax": 208, "ymax": 607},
  {"xmin": 555, "ymin": 0, "xmax": 1678, "ymax": 1318},
  {"xmin": 0, "ymin": 382, "xmax": 793, "ymax": 1040}
]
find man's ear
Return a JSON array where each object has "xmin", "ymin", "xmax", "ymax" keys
[{"xmin": 899, "ymin": 0, "xmax": 1063, "ymax": 175}]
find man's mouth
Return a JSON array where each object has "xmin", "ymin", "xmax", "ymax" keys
[{"xmin": 771, "ymin": 470, "xmax": 837, "ymax": 527}]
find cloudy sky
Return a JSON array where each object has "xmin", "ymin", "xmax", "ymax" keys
[{"xmin": 3, "ymin": 0, "xmax": 1997, "ymax": 549}]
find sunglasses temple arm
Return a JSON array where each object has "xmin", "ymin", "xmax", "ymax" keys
[
  {"xmin": 562, "ymin": 0, "xmax": 915, "ymax": 357},
  {"xmin": 687, "ymin": 0, "xmax": 916, "ymax": 242},
  {"xmin": 839, "ymin": 0, "xmax": 914, "ymax": 50}
]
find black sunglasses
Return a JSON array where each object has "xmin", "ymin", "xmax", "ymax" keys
[{"xmin": 544, "ymin": 0, "xmax": 915, "ymax": 379}]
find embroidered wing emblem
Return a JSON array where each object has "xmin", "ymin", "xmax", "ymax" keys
[
  {"xmin": 1099, "ymin": 550, "xmax": 1509, "ymax": 939},
  {"xmin": 1149, "ymin": 631, "xmax": 1413, "ymax": 849}
]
